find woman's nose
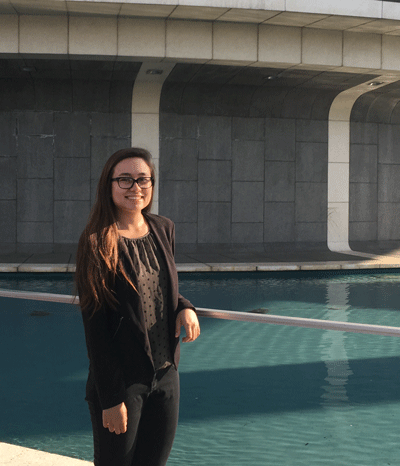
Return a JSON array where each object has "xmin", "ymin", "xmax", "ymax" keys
[{"xmin": 130, "ymin": 181, "xmax": 141, "ymax": 191}]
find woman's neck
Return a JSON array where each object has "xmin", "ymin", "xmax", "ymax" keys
[{"xmin": 117, "ymin": 211, "xmax": 149, "ymax": 239}]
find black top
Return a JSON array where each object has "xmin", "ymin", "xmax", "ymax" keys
[
  {"xmin": 122, "ymin": 232, "xmax": 173, "ymax": 371},
  {"xmin": 81, "ymin": 213, "xmax": 196, "ymax": 409}
]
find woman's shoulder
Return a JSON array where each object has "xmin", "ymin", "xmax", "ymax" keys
[{"xmin": 144, "ymin": 212, "xmax": 174, "ymax": 231}]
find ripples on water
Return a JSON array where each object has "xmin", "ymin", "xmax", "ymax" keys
[{"xmin": 1, "ymin": 270, "xmax": 400, "ymax": 465}]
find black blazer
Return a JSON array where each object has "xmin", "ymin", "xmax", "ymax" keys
[{"xmin": 81, "ymin": 213, "xmax": 195, "ymax": 409}]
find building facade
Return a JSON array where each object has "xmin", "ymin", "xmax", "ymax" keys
[{"xmin": 1, "ymin": 0, "xmax": 400, "ymax": 254}]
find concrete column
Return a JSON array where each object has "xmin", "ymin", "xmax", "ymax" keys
[
  {"xmin": 327, "ymin": 75, "xmax": 400, "ymax": 252},
  {"xmin": 131, "ymin": 62, "xmax": 175, "ymax": 214}
]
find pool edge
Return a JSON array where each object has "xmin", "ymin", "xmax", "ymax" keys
[{"xmin": 0, "ymin": 442, "xmax": 92, "ymax": 465}]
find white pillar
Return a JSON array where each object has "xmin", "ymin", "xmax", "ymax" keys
[
  {"xmin": 131, "ymin": 62, "xmax": 175, "ymax": 214},
  {"xmin": 327, "ymin": 75, "xmax": 400, "ymax": 253}
]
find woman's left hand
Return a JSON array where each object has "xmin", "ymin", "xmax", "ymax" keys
[{"xmin": 175, "ymin": 308, "xmax": 200, "ymax": 342}]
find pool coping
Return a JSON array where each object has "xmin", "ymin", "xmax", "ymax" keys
[
  {"xmin": 0, "ymin": 442, "xmax": 92, "ymax": 465},
  {"xmin": 1, "ymin": 258, "xmax": 400, "ymax": 273}
]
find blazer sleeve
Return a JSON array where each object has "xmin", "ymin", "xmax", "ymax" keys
[{"xmin": 81, "ymin": 303, "xmax": 126, "ymax": 410}]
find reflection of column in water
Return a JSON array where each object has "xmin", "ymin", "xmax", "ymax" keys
[{"xmin": 320, "ymin": 281, "xmax": 353, "ymax": 408}]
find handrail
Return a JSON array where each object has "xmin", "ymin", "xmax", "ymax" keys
[{"xmin": 1, "ymin": 288, "xmax": 400, "ymax": 338}]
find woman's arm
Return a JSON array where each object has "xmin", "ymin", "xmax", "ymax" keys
[{"xmin": 82, "ymin": 305, "xmax": 126, "ymax": 410}]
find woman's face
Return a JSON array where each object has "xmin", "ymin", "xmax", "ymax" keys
[{"xmin": 111, "ymin": 157, "xmax": 153, "ymax": 217}]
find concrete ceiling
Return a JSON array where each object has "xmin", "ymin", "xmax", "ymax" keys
[
  {"xmin": 1, "ymin": 1, "xmax": 400, "ymax": 36},
  {"xmin": 2, "ymin": 58, "xmax": 400, "ymax": 124}
]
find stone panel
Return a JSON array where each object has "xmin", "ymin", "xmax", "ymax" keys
[
  {"xmin": 160, "ymin": 139, "xmax": 198, "ymax": 181},
  {"xmin": 281, "ymin": 89, "xmax": 317, "ymax": 120},
  {"xmin": 109, "ymin": 80, "xmax": 135, "ymax": 114},
  {"xmin": 34, "ymin": 79, "xmax": 73, "ymax": 112},
  {"xmin": 264, "ymin": 202, "xmax": 295, "ymax": 243},
  {"xmin": 232, "ymin": 182, "xmax": 263, "ymax": 222},
  {"xmin": 198, "ymin": 116, "xmax": 231, "ymax": 160},
  {"xmin": 250, "ymin": 88, "xmax": 289, "ymax": 119},
  {"xmin": 159, "ymin": 180, "xmax": 197, "ymax": 223},
  {"xmin": 214, "ymin": 85, "xmax": 254, "ymax": 117},
  {"xmin": 378, "ymin": 164, "xmax": 400, "ymax": 203},
  {"xmin": 198, "ymin": 160, "xmax": 231, "ymax": 202},
  {"xmin": 0, "ymin": 79, "xmax": 35, "ymax": 111},
  {"xmin": 232, "ymin": 140, "xmax": 264, "ymax": 181},
  {"xmin": 180, "ymin": 83, "xmax": 220, "ymax": 116},
  {"xmin": 0, "ymin": 112, "xmax": 15, "ymax": 156},
  {"xmin": 17, "ymin": 222, "xmax": 53, "ymax": 243},
  {"xmin": 265, "ymin": 118, "xmax": 296, "ymax": 161},
  {"xmin": 295, "ymin": 183, "xmax": 327, "ymax": 223},
  {"xmin": 17, "ymin": 179, "xmax": 53, "ymax": 222},
  {"xmin": 160, "ymin": 113, "xmax": 198, "ymax": 139},
  {"xmin": 310, "ymin": 90, "xmax": 338, "ymax": 121},
  {"xmin": 90, "ymin": 136, "xmax": 131, "ymax": 181},
  {"xmin": 378, "ymin": 124, "xmax": 400, "ymax": 164},
  {"xmin": 73, "ymin": 80, "xmax": 111, "ymax": 112},
  {"xmin": 198, "ymin": 202, "xmax": 231, "ymax": 243},
  {"xmin": 54, "ymin": 158, "xmax": 91, "ymax": 201},
  {"xmin": 54, "ymin": 200, "xmax": 91, "ymax": 243},
  {"xmin": 265, "ymin": 161, "xmax": 295, "ymax": 202},
  {"xmin": 349, "ymin": 222, "xmax": 377, "ymax": 242},
  {"xmin": 378, "ymin": 203, "xmax": 400, "ymax": 241},
  {"xmin": 349, "ymin": 182, "xmax": 378, "ymax": 222},
  {"xmin": 17, "ymin": 136, "xmax": 54, "ymax": 179},
  {"xmin": 0, "ymin": 157, "xmax": 17, "ymax": 199},
  {"xmin": 232, "ymin": 117, "xmax": 264, "ymax": 141},
  {"xmin": 350, "ymin": 144, "xmax": 378, "ymax": 183},
  {"xmin": 160, "ymin": 82, "xmax": 185, "ymax": 115},
  {"xmin": 296, "ymin": 143, "xmax": 328, "ymax": 183},
  {"xmin": 296, "ymin": 120, "xmax": 328, "ymax": 143},
  {"xmin": 174, "ymin": 222, "xmax": 198, "ymax": 244},
  {"xmin": 296, "ymin": 222, "xmax": 326, "ymax": 242},
  {"xmin": 350, "ymin": 122, "xmax": 378, "ymax": 145},
  {"xmin": 0, "ymin": 200, "xmax": 16, "ymax": 243},
  {"xmin": 54, "ymin": 112, "xmax": 91, "ymax": 158},
  {"xmin": 232, "ymin": 222, "xmax": 264, "ymax": 244},
  {"xmin": 17, "ymin": 111, "xmax": 54, "ymax": 135},
  {"xmin": 91, "ymin": 113, "xmax": 131, "ymax": 138}
]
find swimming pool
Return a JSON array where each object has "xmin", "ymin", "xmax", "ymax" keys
[{"xmin": 1, "ymin": 270, "xmax": 400, "ymax": 465}]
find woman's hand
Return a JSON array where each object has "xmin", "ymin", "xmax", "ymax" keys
[
  {"xmin": 102, "ymin": 402, "xmax": 128, "ymax": 435},
  {"xmin": 175, "ymin": 308, "xmax": 200, "ymax": 342}
]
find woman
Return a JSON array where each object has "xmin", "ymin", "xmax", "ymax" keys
[{"xmin": 75, "ymin": 147, "xmax": 200, "ymax": 466}]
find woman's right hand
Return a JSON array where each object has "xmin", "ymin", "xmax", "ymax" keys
[{"xmin": 102, "ymin": 402, "xmax": 128, "ymax": 435}]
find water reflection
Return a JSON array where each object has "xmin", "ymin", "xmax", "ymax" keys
[{"xmin": 320, "ymin": 282, "xmax": 353, "ymax": 408}]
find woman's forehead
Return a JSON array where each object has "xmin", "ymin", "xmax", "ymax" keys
[{"xmin": 113, "ymin": 157, "xmax": 151, "ymax": 175}]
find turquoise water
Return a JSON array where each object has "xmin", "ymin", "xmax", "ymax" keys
[{"xmin": 1, "ymin": 271, "xmax": 400, "ymax": 465}]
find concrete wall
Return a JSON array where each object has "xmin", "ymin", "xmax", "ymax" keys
[
  {"xmin": 159, "ymin": 83, "xmax": 334, "ymax": 245},
  {"xmin": 2, "ymin": 61, "xmax": 400, "ymax": 253},
  {"xmin": 0, "ymin": 75, "xmax": 133, "ymax": 254},
  {"xmin": 349, "ymin": 122, "xmax": 400, "ymax": 247}
]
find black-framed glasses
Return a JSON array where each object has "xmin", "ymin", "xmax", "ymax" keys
[{"xmin": 111, "ymin": 176, "xmax": 154, "ymax": 189}]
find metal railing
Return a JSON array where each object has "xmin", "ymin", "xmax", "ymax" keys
[{"xmin": 2, "ymin": 288, "xmax": 400, "ymax": 338}]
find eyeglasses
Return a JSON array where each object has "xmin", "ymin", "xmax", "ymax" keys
[{"xmin": 111, "ymin": 176, "xmax": 154, "ymax": 189}]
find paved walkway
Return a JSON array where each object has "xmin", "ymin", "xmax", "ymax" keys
[
  {"xmin": 0, "ymin": 442, "xmax": 92, "ymax": 465},
  {"xmin": 1, "ymin": 243, "xmax": 400, "ymax": 273}
]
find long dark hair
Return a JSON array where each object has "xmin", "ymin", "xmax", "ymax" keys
[{"xmin": 75, "ymin": 147, "xmax": 155, "ymax": 314}]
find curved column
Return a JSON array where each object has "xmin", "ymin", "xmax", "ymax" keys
[
  {"xmin": 327, "ymin": 74, "xmax": 400, "ymax": 252},
  {"xmin": 131, "ymin": 62, "xmax": 175, "ymax": 214}
]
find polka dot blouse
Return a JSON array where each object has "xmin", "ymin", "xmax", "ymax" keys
[{"xmin": 123, "ymin": 232, "xmax": 173, "ymax": 371}]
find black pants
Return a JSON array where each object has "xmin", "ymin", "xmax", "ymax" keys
[{"xmin": 88, "ymin": 367, "xmax": 180, "ymax": 466}]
